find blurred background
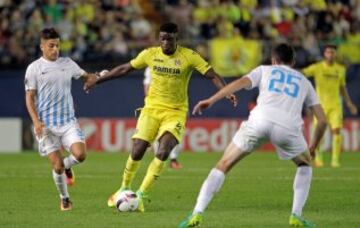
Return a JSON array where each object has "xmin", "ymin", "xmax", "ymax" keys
[{"xmin": 0, "ymin": 0, "xmax": 359, "ymax": 153}]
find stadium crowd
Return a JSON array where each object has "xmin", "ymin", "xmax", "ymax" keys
[{"xmin": 0, "ymin": 0, "xmax": 359, "ymax": 68}]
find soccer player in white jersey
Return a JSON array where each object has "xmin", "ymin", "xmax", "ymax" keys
[
  {"xmin": 179, "ymin": 44, "xmax": 327, "ymax": 227},
  {"xmin": 143, "ymin": 67, "xmax": 183, "ymax": 169},
  {"xmin": 24, "ymin": 28, "xmax": 96, "ymax": 211}
]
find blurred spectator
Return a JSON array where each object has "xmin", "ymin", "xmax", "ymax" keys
[
  {"xmin": 0, "ymin": 0, "xmax": 358, "ymax": 70},
  {"xmin": 43, "ymin": 0, "xmax": 63, "ymax": 25}
]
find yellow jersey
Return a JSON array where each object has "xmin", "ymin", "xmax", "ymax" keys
[
  {"xmin": 130, "ymin": 45, "xmax": 211, "ymax": 111},
  {"xmin": 303, "ymin": 61, "xmax": 346, "ymax": 109}
]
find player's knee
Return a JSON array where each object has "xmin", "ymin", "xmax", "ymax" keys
[
  {"xmin": 156, "ymin": 142, "xmax": 177, "ymax": 161},
  {"xmin": 131, "ymin": 140, "xmax": 148, "ymax": 160},
  {"xmin": 155, "ymin": 151, "xmax": 169, "ymax": 161},
  {"xmin": 75, "ymin": 152, "xmax": 86, "ymax": 163},
  {"xmin": 53, "ymin": 161, "xmax": 65, "ymax": 174}
]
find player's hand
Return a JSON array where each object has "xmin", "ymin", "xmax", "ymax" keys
[
  {"xmin": 34, "ymin": 120, "xmax": 45, "ymax": 139},
  {"xmin": 226, "ymin": 94, "xmax": 238, "ymax": 107},
  {"xmin": 83, "ymin": 74, "xmax": 98, "ymax": 93},
  {"xmin": 192, "ymin": 99, "xmax": 213, "ymax": 115},
  {"xmin": 347, "ymin": 102, "xmax": 358, "ymax": 115}
]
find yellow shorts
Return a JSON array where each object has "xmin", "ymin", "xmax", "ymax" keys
[
  {"xmin": 132, "ymin": 107, "xmax": 187, "ymax": 143},
  {"xmin": 315, "ymin": 106, "xmax": 343, "ymax": 129}
]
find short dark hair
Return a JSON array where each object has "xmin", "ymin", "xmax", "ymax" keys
[
  {"xmin": 324, "ymin": 44, "xmax": 337, "ymax": 51},
  {"xmin": 159, "ymin": 22, "xmax": 178, "ymax": 33},
  {"xmin": 272, "ymin": 43, "xmax": 295, "ymax": 65},
  {"xmin": 41, "ymin": 28, "xmax": 60, "ymax": 40}
]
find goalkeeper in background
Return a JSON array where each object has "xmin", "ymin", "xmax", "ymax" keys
[{"xmin": 303, "ymin": 44, "xmax": 358, "ymax": 167}]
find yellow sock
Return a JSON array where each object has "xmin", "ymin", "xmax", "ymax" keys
[
  {"xmin": 121, "ymin": 156, "xmax": 140, "ymax": 189},
  {"xmin": 332, "ymin": 134, "xmax": 341, "ymax": 163},
  {"xmin": 139, "ymin": 157, "xmax": 165, "ymax": 193},
  {"xmin": 315, "ymin": 147, "xmax": 323, "ymax": 163}
]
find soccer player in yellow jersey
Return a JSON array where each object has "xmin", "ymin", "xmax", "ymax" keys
[
  {"xmin": 303, "ymin": 45, "xmax": 358, "ymax": 168},
  {"xmin": 84, "ymin": 23, "xmax": 237, "ymax": 211}
]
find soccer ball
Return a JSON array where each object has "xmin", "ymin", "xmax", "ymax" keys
[{"xmin": 115, "ymin": 190, "xmax": 139, "ymax": 212}]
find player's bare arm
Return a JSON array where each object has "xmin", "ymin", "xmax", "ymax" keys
[
  {"xmin": 193, "ymin": 76, "xmax": 252, "ymax": 115},
  {"xmin": 204, "ymin": 68, "xmax": 238, "ymax": 107},
  {"xmin": 340, "ymin": 85, "xmax": 358, "ymax": 115},
  {"xmin": 308, "ymin": 104, "xmax": 327, "ymax": 159},
  {"xmin": 25, "ymin": 89, "xmax": 44, "ymax": 138},
  {"xmin": 83, "ymin": 63, "xmax": 135, "ymax": 91}
]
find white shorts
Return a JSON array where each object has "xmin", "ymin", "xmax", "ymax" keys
[
  {"xmin": 232, "ymin": 119, "xmax": 307, "ymax": 160},
  {"xmin": 35, "ymin": 123, "xmax": 85, "ymax": 157}
]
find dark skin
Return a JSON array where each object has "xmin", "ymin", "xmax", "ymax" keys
[{"xmin": 84, "ymin": 31, "xmax": 237, "ymax": 161}]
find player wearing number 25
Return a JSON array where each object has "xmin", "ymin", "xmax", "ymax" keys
[{"xmin": 179, "ymin": 44, "xmax": 327, "ymax": 227}]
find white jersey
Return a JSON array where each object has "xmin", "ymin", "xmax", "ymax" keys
[
  {"xmin": 143, "ymin": 67, "xmax": 151, "ymax": 85},
  {"xmin": 25, "ymin": 57, "xmax": 85, "ymax": 127},
  {"xmin": 246, "ymin": 65, "xmax": 319, "ymax": 130}
]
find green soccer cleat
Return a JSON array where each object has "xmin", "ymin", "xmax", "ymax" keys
[
  {"xmin": 289, "ymin": 213, "xmax": 315, "ymax": 227},
  {"xmin": 178, "ymin": 213, "xmax": 203, "ymax": 228},
  {"xmin": 136, "ymin": 190, "xmax": 149, "ymax": 213},
  {"xmin": 107, "ymin": 187, "xmax": 130, "ymax": 208}
]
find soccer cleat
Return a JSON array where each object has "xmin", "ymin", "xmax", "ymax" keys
[
  {"xmin": 178, "ymin": 213, "xmax": 203, "ymax": 228},
  {"xmin": 60, "ymin": 198, "xmax": 73, "ymax": 211},
  {"xmin": 136, "ymin": 190, "xmax": 149, "ymax": 212},
  {"xmin": 107, "ymin": 187, "xmax": 130, "ymax": 207},
  {"xmin": 64, "ymin": 168, "xmax": 75, "ymax": 186},
  {"xmin": 170, "ymin": 159, "xmax": 183, "ymax": 170},
  {"xmin": 331, "ymin": 160, "xmax": 341, "ymax": 168},
  {"xmin": 289, "ymin": 213, "xmax": 315, "ymax": 227},
  {"xmin": 314, "ymin": 160, "xmax": 323, "ymax": 168}
]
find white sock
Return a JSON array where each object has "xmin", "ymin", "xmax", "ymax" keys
[
  {"xmin": 291, "ymin": 166, "xmax": 312, "ymax": 216},
  {"xmin": 63, "ymin": 154, "xmax": 80, "ymax": 170},
  {"xmin": 170, "ymin": 145, "xmax": 181, "ymax": 160},
  {"xmin": 52, "ymin": 170, "xmax": 69, "ymax": 199},
  {"xmin": 193, "ymin": 168, "xmax": 225, "ymax": 215},
  {"xmin": 152, "ymin": 141, "xmax": 159, "ymax": 155}
]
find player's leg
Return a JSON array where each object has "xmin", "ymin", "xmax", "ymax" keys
[
  {"xmin": 36, "ymin": 128, "xmax": 71, "ymax": 211},
  {"xmin": 331, "ymin": 128, "xmax": 341, "ymax": 167},
  {"xmin": 270, "ymin": 124, "xmax": 315, "ymax": 227},
  {"xmin": 122, "ymin": 138, "xmax": 149, "ymax": 189},
  {"xmin": 61, "ymin": 124, "xmax": 87, "ymax": 186},
  {"xmin": 121, "ymin": 108, "xmax": 160, "ymax": 190},
  {"xmin": 169, "ymin": 144, "xmax": 182, "ymax": 169},
  {"xmin": 194, "ymin": 142, "xmax": 250, "ymax": 212},
  {"xmin": 48, "ymin": 150, "xmax": 72, "ymax": 211},
  {"xmin": 107, "ymin": 138, "xmax": 149, "ymax": 208},
  {"xmin": 138, "ymin": 132, "xmax": 177, "ymax": 195},
  {"xmin": 329, "ymin": 107, "xmax": 343, "ymax": 167},
  {"xmin": 108, "ymin": 109, "xmax": 159, "ymax": 207},
  {"xmin": 313, "ymin": 115, "xmax": 328, "ymax": 167},
  {"xmin": 289, "ymin": 151, "xmax": 314, "ymax": 227},
  {"xmin": 138, "ymin": 110, "xmax": 186, "ymax": 193},
  {"xmin": 179, "ymin": 120, "xmax": 262, "ymax": 227},
  {"xmin": 179, "ymin": 142, "xmax": 251, "ymax": 228}
]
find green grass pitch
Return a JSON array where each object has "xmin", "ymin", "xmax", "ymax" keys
[{"xmin": 0, "ymin": 151, "xmax": 359, "ymax": 227}]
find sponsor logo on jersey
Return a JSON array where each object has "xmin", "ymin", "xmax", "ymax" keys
[{"xmin": 153, "ymin": 66, "xmax": 180, "ymax": 75}]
